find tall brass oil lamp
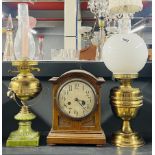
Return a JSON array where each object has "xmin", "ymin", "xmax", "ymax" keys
[
  {"xmin": 6, "ymin": 60, "xmax": 42, "ymax": 147},
  {"xmin": 6, "ymin": 3, "xmax": 42, "ymax": 147},
  {"xmin": 102, "ymin": 32, "xmax": 148, "ymax": 147},
  {"xmin": 102, "ymin": 0, "xmax": 148, "ymax": 147},
  {"xmin": 102, "ymin": 30, "xmax": 148, "ymax": 147}
]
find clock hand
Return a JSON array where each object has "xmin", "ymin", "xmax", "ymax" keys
[
  {"xmin": 75, "ymin": 98, "xmax": 84, "ymax": 103},
  {"xmin": 76, "ymin": 99, "xmax": 86, "ymax": 106},
  {"xmin": 75, "ymin": 98, "xmax": 87, "ymax": 111}
]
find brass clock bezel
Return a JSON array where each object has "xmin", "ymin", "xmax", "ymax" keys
[{"xmin": 56, "ymin": 78, "xmax": 98, "ymax": 120}]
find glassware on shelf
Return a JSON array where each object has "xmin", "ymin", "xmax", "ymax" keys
[
  {"xmin": 91, "ymin": 31, "xmax": 100, "ymax": 46},
  {"xmin": 79, "ymin": 26, "xmax": 94, "ymax": 50},
  {"xmin": 34, "ymin": 35, "xmax": 44, "ymax": 60},
  {"xmin": 88, "ymin": 0, "xmax": 108, "ymax": 60},
  {"xmin": 51, "ymin": 49, "xmax": 61, "ymax": 61},
  {"xmin": 14, "ymin": 3, "xmax": 35, "ymax": 60},
  {"xmin": 51, "ymin": 49, "xmax": 79, "ymax": 61},
  {"xmin": 105, "ymin": 16, "xmax": 119, "ymax": 37},
  {"xmin": 79, "ymin": 26, "xmax": 92, "ymax": 39},
  {"xmin": 90, "ymin": 29, "xmax": 106, "ymax": 61},
  {"xmin": 108, "ymin": 0, "xmax": 143, "ymax": 34},
  {"xmin": 118, "ymin": 13, "xmax": 132, "ymax": 34},
  {"xmin": 64, "ymin": 49, "xmax": 79, "ymax": 60},
  {"xmin": 3, "ymin": 14, "xmax": 15, "ymax": 61}
]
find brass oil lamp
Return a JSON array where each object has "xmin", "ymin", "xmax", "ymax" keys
[
  {"xmin": 6, "ymin": 60, "xmax": 42, "ymax": 147},
  {"xmin": 6, "ymin": 3, "xmax": 42, "ymax": 147},
  {"xmin": 102, "ymin": 1, "xmax": 148, "ymax": 147}
]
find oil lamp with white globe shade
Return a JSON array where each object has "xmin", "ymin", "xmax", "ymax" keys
[{"xmin": 102, "ymin": 0, "xmax": 148, "ymax": 147}]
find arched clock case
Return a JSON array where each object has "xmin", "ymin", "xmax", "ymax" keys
[{"xmin": 47, "ymin": 70, "xmax": 106, "ymax": 145}]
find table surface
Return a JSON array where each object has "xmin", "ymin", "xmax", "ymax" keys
[{"xmin": 3, "ymin": 143, "xmax": 152, "ymax": 155}]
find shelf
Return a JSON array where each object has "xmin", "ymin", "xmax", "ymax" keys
[
  {"xmin": 2, "ymin": 143, "xmax": 152, "ymax": 155},
  {"xmin": 2, "ymin": 61, "xmax": 152, "ymax": 79}
]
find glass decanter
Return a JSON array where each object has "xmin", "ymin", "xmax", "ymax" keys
[
  {"xmin": 3, "ymin": 14, "xmax": 15, "ymax": 61},
  {"xmin": 34, "ymin": 35, "xmax": 44, "ymax": 60},
  {"xmin": 118, "ymin": 13, "xmax": 132, "ymax": 34}
]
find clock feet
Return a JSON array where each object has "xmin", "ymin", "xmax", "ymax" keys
[
  {"xmin": 96, "ymin": 144, "xmax": 104, "ymax": 147},
  {"xmin": 49, "ymin": 144, "xmax": 56, "ymax": 146}
]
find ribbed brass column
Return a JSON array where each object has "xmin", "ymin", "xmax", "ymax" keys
[{"xmin": 110, "ymin": 74, "xmax": 144, "ymax": 147}]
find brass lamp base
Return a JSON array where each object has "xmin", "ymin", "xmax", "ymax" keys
[
  {"xmin": 110, "ymin": 74, "xmax": 145, "ymax": 148},
  {"xmin": 6, "ymin": 59, "xmax": 42, "ymax": 147},
  {"xmin": 6, "ymin": 106, "xmax": 39, "ymax": 147},
  {"xmin": 6, "ymin": 121, "xmax": 39, "ymax": 147},
  {"xmin": 111, "ymin": 131, "xmax": 144, "ymax": 147}
]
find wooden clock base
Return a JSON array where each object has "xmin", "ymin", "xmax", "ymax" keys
[{"xmin": 47, "ymin": 130, "xmax": 106, "ymax": 145}]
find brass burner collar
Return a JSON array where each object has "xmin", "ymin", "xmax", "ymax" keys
[{"xmin": 113, "ymin": 74, "xmax": 138, "ymax": 79}]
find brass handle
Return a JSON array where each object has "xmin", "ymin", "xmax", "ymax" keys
[
  {"xmin": 7, "ymin": 89, "xmax": 22, "ymax": 107},
  {"xmin": 8, "ymin": 70, "xmax": 19, "ymax": 74},
  {"xmin": 7, "ymin": 89, "xmax": 15, "ymax": 100},
  {"xmin": 31, "ymin": 67, "xmax": 40, "ymax": 72}
]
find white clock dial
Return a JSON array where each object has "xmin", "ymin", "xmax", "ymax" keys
[{"xmin": 57, "ymin": 79, "xmax": 96, "ymax": 119}]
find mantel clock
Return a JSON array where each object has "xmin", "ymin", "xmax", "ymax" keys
[{"xmin": 47, "ymin": 70, "xmax": 106, "ymax": 145}]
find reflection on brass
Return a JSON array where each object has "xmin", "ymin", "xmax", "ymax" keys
[
  {"xmin": 6, "ymin": 59, "xmax": 42, "ymax": 147},
  {"xmin": 110, "ymin": 74, "xmax": 144, "ymax": 147}
]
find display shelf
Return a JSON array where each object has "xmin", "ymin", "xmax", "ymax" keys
[
  {"xmin": 2, "ymin": 61, "xmax": 152, "ymax": 79},
  {"xmin": 2, "ymin": 143, "xmax": 152, "ymax": 155}
]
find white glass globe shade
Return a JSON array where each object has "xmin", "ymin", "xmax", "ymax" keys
[{"xmin": 102, "ymin": 33, "xmax": 148, "ymax": 74}]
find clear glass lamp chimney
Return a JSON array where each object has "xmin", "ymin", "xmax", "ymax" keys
[{"xmin": 14, "ymin": 3, "xmax": 35, "ymax": 60}]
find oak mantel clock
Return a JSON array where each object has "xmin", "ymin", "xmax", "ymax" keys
[{"xmin": 47, "ymin": 70, "xmax": 106, "ymax": 145}]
